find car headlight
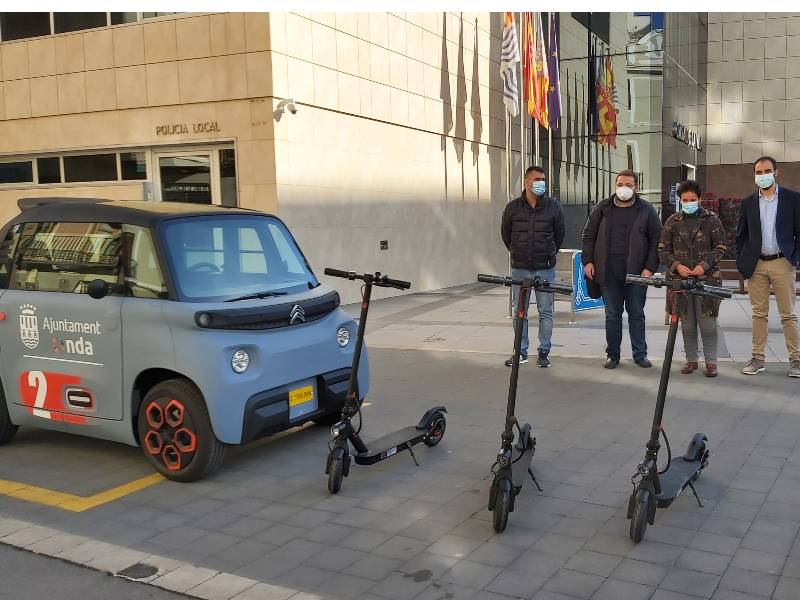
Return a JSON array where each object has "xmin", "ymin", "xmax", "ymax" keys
[
  {"xmin": 337, "ymin": 326, "xmax": 350, "ymax": 347},
  {"xmin": 231, "ymin": 349, "xmax": 250, "ymax": 373}
]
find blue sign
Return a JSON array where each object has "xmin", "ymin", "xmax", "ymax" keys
[{"xmin": 573, "ymin": 251, "xmax": 604, "ymax": 312}]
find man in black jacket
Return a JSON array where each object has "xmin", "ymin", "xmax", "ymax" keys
[
  {"xmin": 736, "ymin": 156, "xmax": 800, "ymax": 377},
  {"xmin": 581, "ymin": 169, "xmax": 661, "ymax": 369},
  {"xmin": 501, "ymin": 166, "xmax": 566, "ymax": 367}
]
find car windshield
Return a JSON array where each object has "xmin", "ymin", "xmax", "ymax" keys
[{"xmin": 162, "ymin": 215, "xmax": 318, "ymax": 302}]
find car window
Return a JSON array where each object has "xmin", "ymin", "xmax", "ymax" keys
[
  {"xmin": 0, "ymin": 226, "xmax": 21, "ymax": 289},
  {"xmin": 162, "ymin": 216, "xmax": 317, "ymax": 302},
  {"xmin": 124, "ymin": 225, "xmax": 167, "ymax": 299},
  {"xmin": 8, "ymin": 222, "xmax": 122, "ymax": 294}
]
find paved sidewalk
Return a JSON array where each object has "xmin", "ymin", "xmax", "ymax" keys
[{"xmin": 2, "ymin": 283, "xmax": 800, "ymax": 600}]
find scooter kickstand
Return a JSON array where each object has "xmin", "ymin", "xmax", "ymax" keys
[
  {"xmin": 688, "ymin": 481, "xmax": 704, "ymax": 508},
  {"xmin": 528, "ymin": 467, "xmax": 543, "ymax": 491},
  {"xmin": 408, "ymin": 445, "xmax": 420, "ymax": 467}
]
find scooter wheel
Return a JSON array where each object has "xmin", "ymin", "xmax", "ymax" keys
[
  {"xmin": 423, "ymin": 411, "xmax": 446, "ymax": 447},
  {"xmin": 327, "ymin": 448, "xmax": 345, "ymax": 494},
  {"xmin": 629, "ymin": 487, "xmax": 652, "ymax": 543},
  {"xmin": 492, "ymin": 479, "xmax": 512, "ymax": 533}
]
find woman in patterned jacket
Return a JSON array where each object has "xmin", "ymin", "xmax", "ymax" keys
[{"xmin": 658, "ymin": 180, "xmax": 727, "ymax": 377}]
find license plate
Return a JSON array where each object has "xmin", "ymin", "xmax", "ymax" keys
[{"xmin": 289, "ymin": 385, "xmax": 314, "ymax": 407}]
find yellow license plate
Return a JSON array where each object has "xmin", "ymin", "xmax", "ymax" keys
[{"xmin": 289, "ymin": 385, "xmax": 314, "ymax": 407}]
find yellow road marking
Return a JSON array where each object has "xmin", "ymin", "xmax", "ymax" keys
[{"xmin": 0, "ymin": 473, "xmax": 164, "ymax": 512}]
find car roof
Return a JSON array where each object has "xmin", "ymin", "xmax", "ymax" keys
[{"xmin": 9, "ymin": 197, "xmax": 274, "ymax": 228}]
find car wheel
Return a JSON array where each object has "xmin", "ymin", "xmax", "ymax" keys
[
  {"xmin": 138, "ymin": 378, "xmax": 225, "ymax": 482},
  {"xmin": 0, "ymin": 384, "xmax": 19, "ymax": 445}
]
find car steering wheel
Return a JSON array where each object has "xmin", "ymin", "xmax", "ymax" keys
[{"xmin": 188, "ymin": 262, "xmax": 221, "ymax": 272}]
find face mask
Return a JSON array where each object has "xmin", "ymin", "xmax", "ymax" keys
[
  {"xmin": 616, "ymin": 186, "xmax": 634, "ymax": 202},
  {"xmin": 755, "ymin": 173, "xmax": 775, "ymax": 189},
  {"xmin": 531, "ymin": 181, "xmax": 547, "ymax": 196},
  {"xmin": 681, "ymin": 201, "xmax": 699, "ymax": 215}
]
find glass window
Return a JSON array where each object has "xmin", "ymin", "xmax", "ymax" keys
[
  {"xmin": 142, "ymin": 12, "xmax": 176, "ymax": 19},
  {"xmin": 63, "ymin": 153, "xmax": 118, "ymax": 183},
  {"xmin": 10, "ymin": 222, "xmax": 122, "ymax": 294},
  {"xmin": 53, "ymin": 13, "xmax": 107, "ymax": 34},
  {"xmin": 37, "ymin": 157, "xmax": 61, "ymax": 184},
  {"xmin": 124, "ymin": 225, "xmax": 167, "ymax": 299},
  {"xmin": 219, "ymin": 149, "xmax": 237, "ymax": 207},
  {"xmin": 0, "ymin": 13, "xmax": 51, "ymax": 41},
  {"xmin": 158, "ymin": 155, "xmax": 211, "ymax": 203},
  {"xmin": 0, "ymin": 227, "xmax": 21, "ymax": 289},
  {"xmin": 162, "ymin": 216, "xmax": 317, "ymax": 302},
  {"xmin": 120, "ymin": 152, "xmax": 147, "ymax": 180},
  {"xmin": 0, "ymin": 161, "xmax": 34, "ymax": 184},
  {"xmin": 110, "ymin": 12, "xmax": 138, "ymax": 25}
]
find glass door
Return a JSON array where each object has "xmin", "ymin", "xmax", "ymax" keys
[{"xmin": 154, "ymin": 152, "xmax": 218, "ymax": 204}]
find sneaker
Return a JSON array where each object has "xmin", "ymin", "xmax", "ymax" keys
[
  {"xmin": 741, "ymin": 357, "xmax": 765, "ymax": 375},
  {"xmin": 789, "ymin": 361, "xmax": 800, "ymax": 378},
  {"xmin": 635, "ymin": 356, "xmax": 653, "ymax": 368},
  {"xmin": 604, "ymin": 356, "xmax": 619, "ymax": 369},
  {"xmin": 505, "ymin": 353, "xmax": 528, "ymax": 367},
  {"xmin": 537, "ymin": 351, "xmax": 551, "ymax": 368}
]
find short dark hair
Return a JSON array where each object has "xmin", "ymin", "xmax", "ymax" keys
[
  {"xmin": 616, "ymin": 169, "xmax": 638, "ymax": 185},
  {"xmin": 677, "ymin": 180, "xmax": 702, "ymax": 199},
  {"xmin": 525, "ymin": 165, "xmax": 545, "ymax": 177},
  {"xmin": 754, "ymin": 156, "xmax": 777, "ymax": 171}
]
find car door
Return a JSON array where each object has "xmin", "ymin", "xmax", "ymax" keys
[{"xmin": 0, "ymin": 221, "xmax": 124, "ymax": 424}]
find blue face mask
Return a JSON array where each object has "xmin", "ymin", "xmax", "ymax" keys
[
  {"xmin": 681, "ymin": 201, "xmax": 699, "ymax": 215},
  {"xmin": 531, "ymin": 180, "xmax": 547, "ymax": 196},
  {"xmin": 755, "ymin": 173, "xmax": 775, "ymax": 189}
]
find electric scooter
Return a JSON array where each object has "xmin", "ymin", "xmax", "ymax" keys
[
  {"xmin": 323, "ymin": 268, "xmax": 447, "ymax": 494},
  {"xmin": 625, "ymin": 274, "xmax": 731, "ymax": 543},
  {"xmin": 477, "ymin": 273, "xmax": 573, "ymax": 532}
]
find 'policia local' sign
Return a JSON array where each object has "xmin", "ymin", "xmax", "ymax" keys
[{"xmin": 672, "ymin": 121, "xmax": 702, "ymax": 151}]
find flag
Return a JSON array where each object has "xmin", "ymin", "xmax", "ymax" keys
[
  {"xmin": 522, "ymin": 13, "xmax": 535, "ymax": 118},
  {"xmin": 547, "ymin": 13, "xmax": 562, "ymax": 131},
  {"xmin": 596, "ymin": 49, "xmax": 618, "ymax": 148},
  {"xmin": 587, "ymin": 41, "xmax": 599, "ymax": 138},
  {"xmin": 500, "ymin": 12, "xmax": 520, "ymax": 117},
  {"xmin": 532, "ymin": 12, "xmax": 550, "ymax": 128}
]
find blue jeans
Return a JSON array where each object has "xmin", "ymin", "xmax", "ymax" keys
[
  {"xmin": 601, "ymin": 271, "xmax": 648, "ymax": 361},
  {"xmin": 511, "ymin": 267, "xmax": 555, "ymax": 356}
]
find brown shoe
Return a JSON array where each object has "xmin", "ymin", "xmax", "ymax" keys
[
  {"xmin": 704, "ymin": 363, "xmax": 718, "ymax": 377},
  {"xmin": 681, "ymin": 362, "xmax": 699, "ymax": 374}
]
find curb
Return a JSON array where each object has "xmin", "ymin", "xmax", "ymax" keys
[{"xmin": 0, "ymin": 515, "xmax": 321, "ymax": 600}]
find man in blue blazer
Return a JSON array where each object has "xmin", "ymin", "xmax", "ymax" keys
[{"xmin": 736, "ymin": 156, "xmax": 800, "ymax": 377}]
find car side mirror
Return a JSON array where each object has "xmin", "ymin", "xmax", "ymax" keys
[{"xmin": 87, "ymin": 279, "xmax": 110, "ymax": 299}]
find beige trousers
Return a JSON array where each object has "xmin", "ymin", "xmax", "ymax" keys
[{"xmin": 749, "ymin": 257, "xmax": 800, "ymax": 361}]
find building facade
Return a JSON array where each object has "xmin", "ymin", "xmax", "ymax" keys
[{"xmin": 1, "ymin": 12, "xmax": 799, "ymax": 301}]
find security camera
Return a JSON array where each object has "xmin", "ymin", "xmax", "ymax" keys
[{"xmin": 275, "ymin": 98, "xmax": 298, "ymax": 116}]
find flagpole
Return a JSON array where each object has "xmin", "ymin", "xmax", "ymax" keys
[
  {"xmin": 586, "ymin": 12, "xmax": 592, "ymax": 215},
  {"xmin": 519, "ymin": 12, "xmax": 525, "ymax": 182},
  {"xmin": 548, "ymin": 12, "xmax": 553, "ymax": 184}
]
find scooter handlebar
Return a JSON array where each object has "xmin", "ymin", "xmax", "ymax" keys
[
  {"xmin": 324, "ymin": 267, "xmax": 355, "ymax": 280},
  {"xmin": 625, "ymin": 274, "xmax": 732, "ymax": 299},
  {"xmin": 324, "ymin": 268, "xmax": 411, "ymax": 290},
  {"xmin": 477, "ymin": 273, "xmax": 573, "ymax": 295}
]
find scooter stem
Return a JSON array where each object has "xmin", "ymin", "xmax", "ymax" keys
[
  {"xmin": 505, "ymin": 284, "xmax": 529, "ymax": 440},
  {"xmin": 649, "ymin": 291, "xmax": 684, "ymax": 448},
  {"xmin": 344, "ymin": 279, "xmax": 372, "ymax": 416}
]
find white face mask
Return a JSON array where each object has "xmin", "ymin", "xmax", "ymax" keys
[{"xmin": 616, "ymin": 186, "xmax": 635, "ymax": 202}]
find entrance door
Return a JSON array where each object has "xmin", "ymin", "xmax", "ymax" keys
[{"xmin": 155, "ymin": 152, "xmax": 219, "ymax": 204}]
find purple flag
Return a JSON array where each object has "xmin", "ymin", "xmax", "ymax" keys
[{"xmin": 547, "ymin": 12, "xmax": 562, "ymax": 131}]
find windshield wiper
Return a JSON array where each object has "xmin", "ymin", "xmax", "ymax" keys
[{"xmin": 224, "ymin": 290, "xmax": 288, "ymax": 302}]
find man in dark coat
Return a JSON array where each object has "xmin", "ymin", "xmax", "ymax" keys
[
  {"xmin": 501, "ymin": 165, "xmax": 565, "ymax": 367},
  {"xmin": 581, "ymin": 169, "xmax": 661, "ymax": 369},
  {"xmin": 736, "ymin": 156, "xmax": 800, "ymax": 377}
]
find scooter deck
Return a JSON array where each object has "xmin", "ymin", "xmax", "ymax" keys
[
  {"xmin": 353, "ymin": 426, "xmax": 427, "ymax": 465},
  {"xmin": 656, "ymin": 458, "xmax": 703, "ymax": 508}
]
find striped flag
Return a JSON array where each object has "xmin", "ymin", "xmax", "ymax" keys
[
  {"xmin": 500, "ymin": 12, "xmax": 520, "ymax": 117},
  {"xmin": 547, "ymin": 12, "xmax": 562, "ymax": 131},
  {"xmin": 532, "ymin": 12, "xmax": 550, "ymax": 128},
  {"xmin": 522, "ymin": 13, "xmax": 535, "ymax": 119}
]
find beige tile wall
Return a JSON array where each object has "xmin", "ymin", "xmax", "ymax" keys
[{"xmin": 0, "ymin": 13, "xmax": 273, "ymax": 125}]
